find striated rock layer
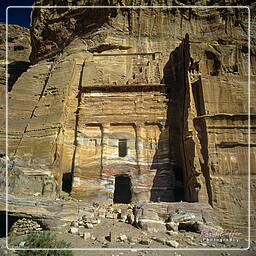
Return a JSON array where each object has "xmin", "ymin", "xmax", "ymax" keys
[
  {"xmin": 0, "ymin": 0, "xmax": 255, "ymax": 238},
  {"xmin": 0, "ymin": 23, "xmax": 31, "ymax": 110},
  {"xmin": 0, "ymin": 23, "xmax": 31, "ymax": 193}
]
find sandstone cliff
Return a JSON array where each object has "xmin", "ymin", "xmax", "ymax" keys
[
  {"xmin": 0, "ymin": 23, "xmax": 31, "ymax": 193},
  {"xmin": 0, "ymin": 23, "xmax": 31, "ymax": 107},
  {"xmin": 1, "ymin": 0, "xmax": 255, "ymax": 240}
]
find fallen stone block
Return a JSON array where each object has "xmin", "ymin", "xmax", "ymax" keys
[
  {"xmin": 168, "ymin": 211, "xmax": 196, "ymax": 223},
  {"xmin": 91, "ymin": 218, "xmax": 100, "ymax": 224},
  {"xmin": 166, "ymin": 231, "xmax": 179, "ymax": 236},
  {"xmin": 127, "ymin": 236, "xmax": 139, "ymax": 244},
  {"xmin": 152, "ymin": 236, "xmax": 166, "ymax": 244},
  {"xmin": 71, "ymin": 221, "xmax": 79, "ymax": 228},
  {"xmin": 196, "ymin": 222, "xmax": 223, "ymax": 235},
  {"xmin": 83, "ymin": 232, "xmax": 91, "ymax": 240},
  {"xmin": 105, "ymin": 212, "xmax": 118, "ymax": 219},
  {"xmin": 84, "ymin": 223, "xmax": 93, "ymax": 229},
  {"xmin": 166, "ymin": 240, "xmax": 179, "ymax": 248},
  {"xmin": 139, "ymin": 219, "xmax": 166, "ymax": 232},
  {"xmin": 140, "ymin": 238, "xmax": 151, "ymax": 245},
  {"xmin": 166, "ymin": 221, "xmax": 179, "ymax": 232},
  {"xmin": 69, "ymin": 226, "xmax": 79, "ymax": 234},
  {"xmin": 119, "ymin": 234, "xmax": 128, "ymax": 241},
  {"xmin": 97, "ymin": 208, "xmax": 106, "ymax": 217},
  {"xmin": 97, "ymin": 235, "xmax": 106, "ymax": 242}
]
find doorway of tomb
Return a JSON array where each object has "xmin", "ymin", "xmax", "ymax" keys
[
  {"xmin": 113, "ymin": 175, "xmax": 132, "ymax": 204},
  {"xmin": 62, "ymin": 172, "xmax": 72, "ymax": 193}
]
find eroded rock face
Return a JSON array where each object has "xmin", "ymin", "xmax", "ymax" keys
[
  {"xmin": 1, "ymin": 0, "xmax": 255, "ymax": 238},
  {"xmin": 0, "ymin": 23, "xmax": 31, "ymax": 193},
  {"xmin": 0, "ymin": 23, "xmax": 31, "ymax": 96}
]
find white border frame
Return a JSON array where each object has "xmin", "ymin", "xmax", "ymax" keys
[{"xmin": 5, "ymin": 5, "xmax": 251, "ymax": 252}]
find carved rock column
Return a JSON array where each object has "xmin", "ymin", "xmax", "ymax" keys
[
  {"xmin": 100, "ymin": 123, "xmax": 110, "ymax": 177},
  {"xmin": 134, "ymin": 123, "xmax": 144, "ymax": 175}
]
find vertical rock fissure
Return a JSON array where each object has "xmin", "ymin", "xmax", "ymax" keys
[
  {"xmin": 164, "ymin": 34, "xmax": 198, "ymax": 202},
  {"xmin": 58, "ymin": 61, "xmax": 78, "ymax": 193},
  {"xmin": 181, "ymin": 34, "xmax": 191, "ymax": 202},
  {"xmin": 52, "ymin": 126, "xmax": 62, "ymax": 194},
  {"xmin": 70, "ymin": 61, "xmax": 85, "ymax": 187},
  {"xmin": 191, "ymin": 71, "xmax": 213, "ymax": 206},
  {"xmin": 194, "ymin": 117, "xmax": 213, "ymax": 206}
]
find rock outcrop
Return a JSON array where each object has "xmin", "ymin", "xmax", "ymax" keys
[
  {"xmin": 0, "ymin": 0, "xmax": 255, "ymax": 240},
  {"xmin": 0, "ymin": 23, "xmax": 31, "ymax": 193},
  {"xmin": 0, "ymin": 23, "xmax": 31, "ymax": 102}
]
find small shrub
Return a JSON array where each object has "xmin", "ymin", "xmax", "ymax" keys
[{"xmin": 17, "ymin": 231, "xmax": 72, "ymax": 256}]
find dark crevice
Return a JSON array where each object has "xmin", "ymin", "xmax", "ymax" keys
[
  {"xmin": 194, "ymin": 118, "xmax": 213, "ymax": 206},
  {"xmin": 190, "ymin": 76, "xmax": 212, "ymax": 205},
  {"xmin": 205, "ymin": 50, "xmax": 221, "ymax": 76},
  {"xmin": 7, "ymin": 61, "xmax": 30, "ymax": 92},
  {"xmin": 178, "ymin": 222, "xmax": 198, "ymax": 232},
  {"xmin": 88, "ymin": 44, "xmax": 131, "ymax": 53},
  {"xmin": 13, "ymin": 45, "xmax": 25, "ymax": 51},
  {"xmin": 150, "ymin": 34, "xmax": 199, "ymax": 203},
  {"xmin": 70, "ymin": 62, "xmax": 85, "ymax": 190},
  {"xmin": 191, "ymin": 77, "xmax": 206, "ymax": 117}
]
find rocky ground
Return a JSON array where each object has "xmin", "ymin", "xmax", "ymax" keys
[{"xmin": 0, "ymin": 201, "xmax": 254, "ymax": 256}]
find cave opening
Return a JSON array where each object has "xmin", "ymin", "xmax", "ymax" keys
[
  {"xmin": 62, "ymin": 172, "xmax": 72, "ymax": 193},
  {"xmin": 0, "ymin": 211, "xmax": 7, "ymax": 237},
  {"xmin": 113, "ymin": 175, "xmax": 132, "ymax": 204}
]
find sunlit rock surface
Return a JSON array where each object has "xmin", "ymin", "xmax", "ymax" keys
[{"xmin": 0, "ymin": 0, "xmax": 255, "ymax": 239}]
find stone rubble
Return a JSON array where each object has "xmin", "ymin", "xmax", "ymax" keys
[
  {"xmin": 7, "ymin": 202, "xmax": 245, "ymax": 249},
  {"xmin": 10, "ymin": 218, "xmax": 43, "ymax": 235},
  {"xmin": 63, "ymin": 203, "xmax": 228, "ymax": 248}
]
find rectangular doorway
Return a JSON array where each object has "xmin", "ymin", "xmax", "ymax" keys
[{"xmin": 113, "ymin": 175, "xmax": 132, "ymax": 204}]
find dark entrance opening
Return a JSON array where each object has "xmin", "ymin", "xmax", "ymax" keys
[
  {"xmin": 0, "ymin": 211, "xmax": 7, "ymax": 237},
  {"xmin": 62, "ymin": 172, "xmax": 72, "ymax": 193},
  {"xmin": 0, "ymin": 211, "xmax": 48, "ymax": 238},
  {"xmin": 113, "ymin": 175, "xmax": 132, "ymax": 204},
  {"xmin": 173, "ymin": 167, "xmax": 185, "ymax": 202}
]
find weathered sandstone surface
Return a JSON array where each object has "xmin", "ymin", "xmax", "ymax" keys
[
  {"xmin": 0, "ymin": 0, "xmax": 255, "ymax": 240},
  {"xmin": 0, "ymin": 23, "xmax": 31, "ymax": 107},
  {"xmin": 0, "ymin": 23, "xmax": 31, "ymax": 195}
]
